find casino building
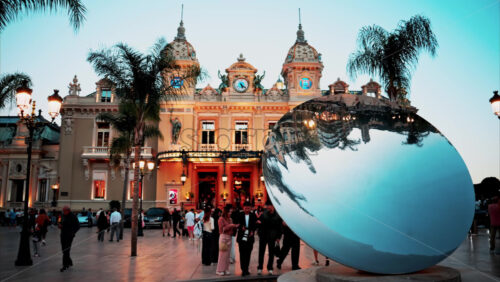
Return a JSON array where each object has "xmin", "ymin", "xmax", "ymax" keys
[{"xmin": 0, "ymin": 18, "xmax": 384, "ymax": 211}]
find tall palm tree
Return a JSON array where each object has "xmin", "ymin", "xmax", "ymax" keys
[
  {"xmin": 0, "ymin": 0, "xmax": 86, "ymax": 32},
  {"xmin": 98, "ymin": 104, "xmax": 162, "ymax": 240},
  {"xmin": 87, "ymin": 38, "xmax": 201, "ymax": 256},
  {"xmin": 347, "ymin": 15, "xmax": 438, "ymax": 102},
  {"xmin": 0, "ymin": 72, "xmax": 31, "ymax": 108}
]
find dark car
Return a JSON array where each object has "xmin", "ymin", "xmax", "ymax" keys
[
  {"xmin": 124, "ymin": 208, "xmax": 132, "ymax": 228},
  {"xmin": 143, "ymin": 207, "xmax": 169, "ymax": 228}
]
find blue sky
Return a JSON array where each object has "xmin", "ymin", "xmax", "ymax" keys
[{"xmin": 0, "ymin": 0, "xmax": 498, "ymax": 183}]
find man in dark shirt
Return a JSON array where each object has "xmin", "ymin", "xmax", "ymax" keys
[
  {"xmin": 257, "ymin": 201, "xmax": 282, "ymax": 275},
  {"xmin": 237, "ymin": 202, "xmax": 257, "ymax": 276},
  {"xmin": 59, "ymin": 206, "xmax": 80, "ymax": 272},
  {"xmin": 277, "ymin": 221, "xmax": 301, "ymax": 270}
]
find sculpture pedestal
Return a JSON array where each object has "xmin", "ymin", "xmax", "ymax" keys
[{"xmin": 278, "ymin": 265, "xmax": 461, "ymax": 282}]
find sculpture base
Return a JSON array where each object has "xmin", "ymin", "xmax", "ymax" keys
[{"xmin": 278, "ymin": 265, "xmax": 461, "ymax": 282}]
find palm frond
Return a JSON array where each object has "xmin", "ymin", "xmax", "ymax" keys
[
  {"xmin": 0, "ymin": 0, "xmax": 86, "ymax": 32},
  {"xmin": 0, "ymin": 72, "xmax": 32, "ymax": 108}
]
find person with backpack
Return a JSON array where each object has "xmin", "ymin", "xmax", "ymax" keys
[{"xmin": 59, "ymin": 206, "xmax": 80, "ymax": 272}]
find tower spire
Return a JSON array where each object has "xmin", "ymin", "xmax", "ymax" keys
[
  {"xmin": 175, "ymin": 4, "xmax": 186, "ymax": 40},
  {"xmin": 296, "ymin": 8, "xmax": 306, "ymax": 43}
]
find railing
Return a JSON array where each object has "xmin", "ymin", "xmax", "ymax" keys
[
  {"xmin": 233, "ymin": 144, "xmax": 251, "ymax": 151},
  {"xmin": 82, "ymin": 146, "xmax": 152, "ymax": 159},
  {"xmin": 199, "ymin": 144, "xmax": 218, "ymax": 151}
]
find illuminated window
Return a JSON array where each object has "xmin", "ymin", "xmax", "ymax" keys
[
  {"xmin": 128, "ymin": 180, "xmax": 142, "ymax": 200},
  {"xmin": 235, "ymin": 121, "xmax": 248, "ymax": 144},
  {"xmin": 201, "ymin": 121, "xmax": 215, "ymax": 144},
  {"xmin": 96, "ymin": 122, "xmax": 110, "ymax": 147},
  {"xmin": 92, "ymin": 171, "xmax": 107, "ymax": 199},
  {"xmin": 101, "ymin": 89, "xmax": 112, "ymax": 102}
]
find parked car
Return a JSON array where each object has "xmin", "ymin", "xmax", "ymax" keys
[
  {"xmin": 77, "ymin": 212, "xmax": 97, "ymax": 226},
  {"xmin": 124, "ymin": 208, "xmax": 132, "ymax": 228},
  {"xmin": 143, "ymin": 208, "xmax": 168, "ymax": 228}
]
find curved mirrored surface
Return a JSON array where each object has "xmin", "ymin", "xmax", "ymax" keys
[{"xmin": 263, "ymin": 95, "xmax": 474, "ymax": 274}]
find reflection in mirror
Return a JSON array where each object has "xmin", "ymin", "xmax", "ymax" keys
[{"xmin": 263, "ymin": 95, "xmax": 474, "ymax": 274}]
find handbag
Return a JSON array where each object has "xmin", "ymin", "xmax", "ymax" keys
[{"xmin": 219, "ymin": 241, "xmax": 229, "ymax": 252}]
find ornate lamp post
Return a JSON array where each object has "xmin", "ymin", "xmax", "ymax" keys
[
  {"xmin": 490, "ymin": 90, "xmax": 500, "ymax": 119},
  {"xmin": 51, "ymin": 182, "xmax": 59, "ymax": 207},
  {"xmin": 134, "ymin": 159, "xmax": 155, "ymax": 237},
  {"xmin": 14, "ymin": 85, "xmax": 62, "ymax": 266}
]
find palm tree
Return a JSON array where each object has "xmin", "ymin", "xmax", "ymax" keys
[
  {"xmin": 87, "ymin": 38, "xmax": 201, "ymax": 256},
  {"xmin": 0, "ymin": 72, "xmax": 31, "ymax": 108},
  {"xmin": 98, "ymin": 104, "xmax": 162, "ymax": 240},
  {"xmin": 347, "ymin": 15, "xmax": 438, "ymax": 102},
  {"xmin": 0, "ymin": 0, "xmax": 86, "ymax": 32}
]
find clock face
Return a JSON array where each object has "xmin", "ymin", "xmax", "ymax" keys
[
  {"xmin": 171, "ymin": 77, "xmax": 183, "ymax": 89},
  {"xmin": 299, "ymin": 77, "xmax": 312, "ymax": 90},
  {"xmin": 233, "ymin": 78, "xmax": 249, "ymax": 93}
]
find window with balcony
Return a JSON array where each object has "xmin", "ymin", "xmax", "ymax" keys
[
  {"xmin": 101, "ymin": 89, "xmax": 112, "ymax": 102},
  {"xmin": 201, "ymin": 121, "xmax": 215, "ymax": 144},
  {"xmin": 92, "ymin": 171, "xmax": 107, "ymax": 199},
  {"xmin": 234, "ymin": 121, "xmax": 248, "ymax": 144},
  {"xmin": 37, "ymin": 179, "xmax": 48, "ymax": 202},
  {"xmin": 96, "ymin": 122, "xmax": 110, "ymax": 147}
]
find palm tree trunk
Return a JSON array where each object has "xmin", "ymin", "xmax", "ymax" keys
[
  {"xmin": 131, "ymin": 145, "xmax": 141, "ymax": 256},
  {"xmin": 388, "ymin": 80, "xmax": 397, "ymax": 102},
  {"xmin": 119, "ymin": 155, "xmax": 130, "ymax": 240}
]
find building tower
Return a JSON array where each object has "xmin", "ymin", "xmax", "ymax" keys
[
  {"xmin": 163, "ymin": 5, "xmax": 199, "ymax": 95},
  {"xmin": 281, "ymin": 9, "xmax": 323, "ymax": 102}
]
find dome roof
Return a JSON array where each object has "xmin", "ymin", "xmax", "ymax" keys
[
  {"xmin": 284, "ymin": 24, "xmax": 321, "ymax": 64},
  {"xmin": 164, "ymin": 21, "xmax": 197, "ymax": 62}
]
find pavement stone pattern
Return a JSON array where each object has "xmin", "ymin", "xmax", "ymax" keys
[{"xmin": 0, "ymin": 227, "xmax": 499, "ymax": 281}]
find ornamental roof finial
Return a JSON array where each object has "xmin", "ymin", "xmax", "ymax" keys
[
  {"xmin": 175, "ymin": 4, "xmax": 186, "ymax": 40},
  {"xmin": 296, "ymin": 8, "xmax": 306, "ymax": 43}
]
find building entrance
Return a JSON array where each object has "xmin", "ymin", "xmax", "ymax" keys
[
  {"xmin": 232, "ymin": 172, "xmax": 251, "ymax": 208},
  {"xmin": 198, "ymin": 172, "xmax": 217, "ymax": 209}
]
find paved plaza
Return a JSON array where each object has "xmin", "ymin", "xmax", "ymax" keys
[{"xmin": 0, "ymin": 226, "xmax": 499, "ymax": 281}]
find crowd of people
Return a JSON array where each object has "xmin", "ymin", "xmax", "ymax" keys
[
  {"xmin": 165, "ymin": 200, "xmax": 308, "ymax": 276},
  {"xmin": 4, "ymin": 196, "xmax": 500, "ymax": 276}
]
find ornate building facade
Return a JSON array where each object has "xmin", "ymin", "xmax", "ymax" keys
[{"xmin": 0, "ymin": 19, "xmax": 385, "ymax": 211}]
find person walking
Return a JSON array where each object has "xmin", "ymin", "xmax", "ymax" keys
[
  {"xmin": 109, "ymin": 208, "xmax": 121, "ymax": 242},
  {"xmin": 36, "ymin": 209, "xmax": 50, "ymax": 246},
  {"xmin": 97, "ymin": 209, "xmax": 108, "ymax": 242},
  {"xmin": 201, "ymin": 207, "xmax": 214, "ymax": 265},
  {"xmin": 162, "ymin": 208, "xmax": 172, "ymax": 237},
  {"xmin": 216, "ymin": 205, "xmax": 239, "ymax": 276},
  {"xmin": 59, "ymin": 206, "xmax": 80, "ymax": 272},
  {"xmin": 185, "ymin": 209, "xmax": 195, "ymax": 240},
  {"xmin": 257, "ymin": 201, "xmax": 282, "ymax": 275},
  {"xmin": 312, "ymin": 249, "xmax": 330, "ymax": 266},
  {"xmin": 237, "ymin": 202, "xmax": 257, "ymax": 276},
  {"xmin": 488, "ymin": 197, "xmax": 500, "ymax": 254},
  {"xmin": 172, "ymin": 208, "xmax": 181, "ymax": 238},
  {"xmin": 277, "ymin": 221, "xmax": 301, "ymax": 270}
]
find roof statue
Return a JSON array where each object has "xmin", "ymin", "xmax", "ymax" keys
[{"xmin": 68, "ymin": 75, "xmax": 81, "ymax": 96}]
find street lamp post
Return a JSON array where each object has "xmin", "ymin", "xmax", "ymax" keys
[
  {"xmin": 135, "ymin": 159, "xmax": 155, "ymax": 237},
  {"xmin": 51, "ymin": 182, "xmax": 59, "ymax": 207},
  {"xmin": 14, "ymin": 85, "xmax": 62, "ymax": 266}
]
